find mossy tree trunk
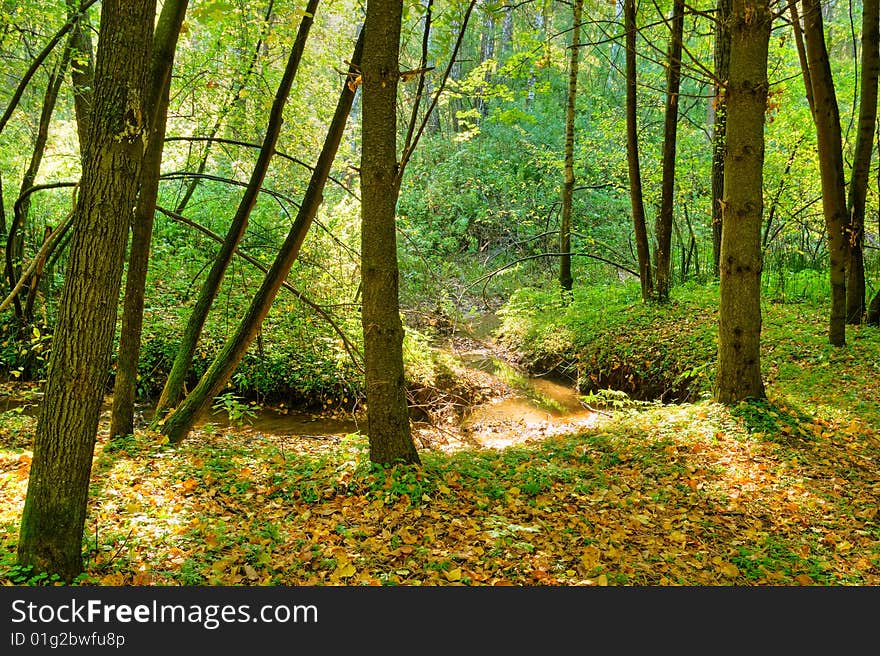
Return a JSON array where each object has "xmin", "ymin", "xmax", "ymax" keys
[
  {"xmin": 845, "ymin": 0, "xmax": 878, "ymax": 325},
  {"xmin": 558, "ymin": 0, "xmax": 582, "ymax": 294},
  {"xmin": 624, "ymin": 0, "xmax": 652, "ymax": 301},
  {"xmin": 153, "ymin": 0, "xmax": 320, "ymax": 421},
  {"xmin": 711, "ymin": 0, "xmax": 731, "ymax": 278},
  {"xmin": 110, "ymin": 0, "xmax": 189, "ymax": 438},
  {"xmin": 160, "ymin": 30, "xmax": 364, "ymax": 443},
  {"xmin": 654, "ymin": 0, "xmax": 684, "ymax": 302},
  {"xmin": 361, "ymin": 0, "xmax": 420, "ymax": 465},
  {"xmin": 714, "ymin": 0, "xmax": 770, "ymax": 404},
  {"xmin": 802, "ymin": 0, "xmax": 849, "ymax": 346},
  {"xmin": 17, "ymin": 0, "xmax": 155, "ymax": 582}
]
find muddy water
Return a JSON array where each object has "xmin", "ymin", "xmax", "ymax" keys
[{"xmin": 0, "ymin": 394, "xmax": 360, "ymax": 438}]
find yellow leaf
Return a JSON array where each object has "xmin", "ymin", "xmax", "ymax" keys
[
  {"xmin": 717, "ymin": 562, "xmax": 739, "ymax": 578},
  {"xmin": 101, "ymin": 573, "xmax": 125, "ymax": 585},
  {"xmin": 596, "ymin": 574, "xmax": 609, "ymax": 586},
  {"xmin": 444, "ymin": 568, "xmax": 462, "ymax": 582},
  {"xmin": 244, "ymin": 564, "xmax": 259, "ymax": 580},
  {"xmin": 580, "ymin": 546, "xmax": 601, "ymax": 570},
  {"xmin": 336, "ymin": 562, "xmax": 356, "ymax": 578}
]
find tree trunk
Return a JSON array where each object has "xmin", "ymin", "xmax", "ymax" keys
[
  {"xmin": 654, "ymin": 0, "xmax": 684, "ymax": 302},
  {"xmin": 66, "ymin": 0, "xmax": 95, "ymax": 151},
  {"xmin": 110, "ymin": 0, "xmax": 189, "ymax": 438},
  {"xmin": 153, "ymin": 0, "xmax": 319, "ymax": 420},
  {"xmin": 802, "ymin": 0, "xmax": 849, "ymax": 346},
  {"xmin": 624, "ymin": 0, "xmax": 652, "ymax": 301},
  {"xmin": 559, "ymin": 0, "xmax": 582, "ymax": 293},
  {"xmin": 17, "ymin": 0, "xmax": 155, "ymax": 582},
  {"xmin": 161, "ymin": 30, "xmax": 363, "ymax": 444},
  {"xmin": 789, "ymin": 0, "xmax": 816, "ymax": 115},
  {"xmin": 711, "ymin": 0, "xmax": 731, "ymax": 277},
  {"xmin": 174, "ymin": 0, "xmax": 276, "ymax": 215},
  {"xmin": 361, "ymin": 0, "xmax": 420, "ymax": 465},
  {"xmin": 715, "ymin": 0, "xmax": 770, "ymax": 404},
  {"xmin": 845, "ymin": 0, "xmax": 878, "ymax": 325}
]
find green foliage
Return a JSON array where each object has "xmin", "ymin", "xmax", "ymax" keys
[{"xmin": 211, "ymin": 391, "xmax": 257, "ymax": 427}]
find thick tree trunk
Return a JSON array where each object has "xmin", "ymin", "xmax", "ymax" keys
[
  {"xmin": 17, "ymin": 0, "xmax": 155, "ymax": 582},
  {"xmin": 802, "ymin": 0, "xmax": 849, "ymax": 346},
  {"xmin": 110, "ymin": 0, "xmax": 189, "ymax": 438},
  {"xmin": 153, "ymin": 0, "xmax": 319, "ymax": 421},
  {"xmin": 161, "ymin": 31, "xmax": 363, "ymax": 444},
  {"xmin": 715, "ymin": 0, "xmax": 770, "ymax": 404},
  {"xmin": 559, "ymin": 0, "xmax": 582, "ymax": 293},
  {"xmin": 654, "ymin": 0, "xmax": 684, "ymax": 302},
  {"xmin": 845, "ymin": 0, "xmax": 878, "ymax": 325},
  {"xmin": 711, "ymin": 0, "xmax": 731, "ymax": 277},
  {"xmin": 361, "ymin": 0, "xmax": 420, "ymax": 465},
  {"xmin": 624, "ymin": 0, "xmax": 652, "ymax": 301}
]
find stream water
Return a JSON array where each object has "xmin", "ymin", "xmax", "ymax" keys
[{"xmin": 1, "ymin": 315, "xmax": 595, "ymax": 450}]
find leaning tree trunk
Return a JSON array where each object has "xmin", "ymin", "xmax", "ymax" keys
[
  {"xmin": 17, "ymin": 0, "xmax": 155, "ymax": 582},
  {"xmin": 654, "ymin": 0, "xmax": 684, "ymax": 302},
  {"xmin": 153, "ymin": 0, "xmax": 319, "ymax": 421},
  {"xmin": 711, "ymin": 0, "xmax": 731, "ymax": 277},
  {"xmin": 361, "ymin": 0, "xmax": 420, "ymax": 465},
  {"xmin": 845, "ymin": 0, "xmax": 878, "ymax": 325},
  {"xmin": 624, "ymin": 0, "xmax": 652, "ymax": 301},
  {"xmin": 715, "ymin": 0, "xmax": 770, "ymax": 404},
  {"xmin": 559, "ymin": 0, "xmax": 582, "ymax": 294},
  {"xmin": 802, "ymin": 0, "xmax": 849, "ymax": 346},
  {"xmin": 110, "ymin": 0, "xmax": 189, "ymax": 438},
  {"xmin": 6, "ymin": 46, "xmax": 71, "ymax": 323},
  {"xmin": 160, "ymin": 30, "xmax": 363, "ymax": 444}
]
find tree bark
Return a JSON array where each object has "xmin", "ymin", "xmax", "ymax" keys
[
  {"xmin": 559, "ymin": 0, "xmax": 582, "ymax": 294},
  {"xmin": 654, "ymin": 0, "xmax": 684, "ymax": 302},
  {"xmin": 845, "ymin": 0, "xmax": 878, "ymax": 325},
  {"xmin": 624, "ymin": 0, "xmax": 652, "ymax": 301},
  {"xmin": 66, "ymin": 0, "xmax": 95, "ymax": 151},
  {"xmin": 153, "ymin": 0, "xmax": 320, "ymax": 421},
  {"xmin": 361, "ymin": 0, "xmax": 420, "ymax": 465},
  {"xmin": 715, "ymin": 0, "xmax": 770, "ymax": 404},
  {"xmin": 711, "ymin": 0, "xmax": 731, "ymax": 277},
  {"xmin": 802, "ymin": 0, "xmax": 849, "ymax": 346},
  {"xmin": 160, "ymin": 30, "xmax": 363, "ymax": 443},
  {"xmin": 110, "ymin": 0, "xmax": 189, "ymax": 438},
  {"xmin": 17, "ymin": 0, "xmax": 155, "ymax": 582}
]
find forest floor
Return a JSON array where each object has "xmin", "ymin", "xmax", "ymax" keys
[{"xmin": 1, "ymin": 292, "xmax": 879, "ymax": 586}]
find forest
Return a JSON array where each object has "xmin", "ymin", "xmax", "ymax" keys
[{"xmin": 0, "ymin": 0, "xmax": 878, "ymax": 588}]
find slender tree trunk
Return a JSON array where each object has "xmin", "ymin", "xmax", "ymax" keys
[
  {"xmin": 174, "ymin": 0, "xmax": 276, "ymax": 215},
  {"xmin": 476, "ymin": 0, "xmax": 496, "ymax": 119},
  {"xmin": 654, "ymin": 0, "xmax": 684, "ymax": 302},
  {"xmin": 711, "ymin": 0, "xmax": 731, "ymax": 277},
  {"xmin": 361, "ymin": 0, "xmax": 420, "ymax": 465},
  {"xmin": 66, "ymin": 0, "xmax": 95, "ymax": 150},
  {"xmin": 17, "ymin": 0, "xmax": 155, "ymax": 582},
  {"xmin": 110, "ymin": 0, "xmax": 189, "ymax": 438},
  {"xmin": 161, "ymin": 31, "xmax": 364, "ymax": 444},
  {"xmin": 802, "ymin": 0, "xmax": 849, "ymax": 346},
  {"xmin": 6, "ymin": 45, "xmax": 71, "ymax": 323},
  {"xmin": 153, "ymin": 0, "xmax": 320, "ymax": 421},
  {"xmin": 790, "ymin": 0, "xmax": 816, "ymax": 115},
  {"xmin": 559, "ymin": 0, "xmax": 582, "ymax": 293},
  {"xmin": 715, "ymin": 0, "xmax": 770, "ymax": 404},
  {"xmin": 624, "ymin": 0, "xmax": 652, "ymax": 301},
  {"xmin": 845, "ymin": 0, "xmax": 878, "ymax": 324}
]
